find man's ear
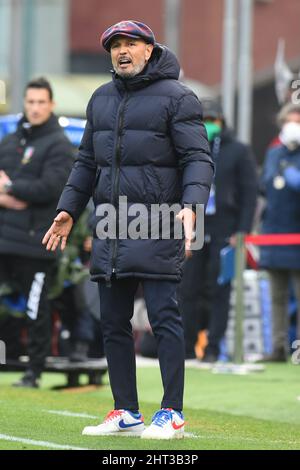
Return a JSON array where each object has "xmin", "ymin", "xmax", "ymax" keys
[{"xmin": 145, "ymin": 43, "xmax": 154, "ymax": 61}]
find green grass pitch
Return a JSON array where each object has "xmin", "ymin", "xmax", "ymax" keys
[{"xmin": 0, "ymin": 363, "xmax": 300, "ymax": 450}]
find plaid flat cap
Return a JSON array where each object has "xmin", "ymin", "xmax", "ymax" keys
[{"xmin": 101, "ymin": 20, "xmax": 155, "ymax": 51}]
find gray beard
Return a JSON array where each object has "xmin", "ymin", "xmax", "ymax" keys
[{"xmin": 114, "ymin": 61, "xmax": 146, "ymax": 79}]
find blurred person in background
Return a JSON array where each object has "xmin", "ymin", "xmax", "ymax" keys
[
  {"xmin": 260, "ymin": 103, "xmax": 300, "ymax": 362},
  {"xmin": 0, "ymin": 77, "xmax": 73, "ymax": 387},
  {"xmin": 269, "ymin": 78, "xmax": 300, "ymax": 149},
  {"xmin": 43, "ymin": 20, "xmax": 213, "ymax": 439},
  {"xmin": 178, "ymin": 99, "xmax": 257, "ymax": 363},
  {"xmin": 50, "ymin": 206, "xmax": 104, "ymax": 365}
]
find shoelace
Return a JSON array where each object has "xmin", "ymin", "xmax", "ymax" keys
[
  {"xmin": 152, "ymin": 409, "xmax": 173, "ymax": 428},
  {"xmin": 104, "ymin": 409, "xmax": 123, "ymax": 422}
]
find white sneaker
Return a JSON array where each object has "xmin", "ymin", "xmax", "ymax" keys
[
  {"xmin": 82, "ymin": 409, "xmax": 145, "ymax": 436},
  {"xmin": 141, "ymin": 408, "xmax": 185, "ymax": 440}
]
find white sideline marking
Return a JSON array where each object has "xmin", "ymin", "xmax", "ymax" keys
[
  {"xmin": 1, "ymin": 431, "xmax": 296, "ymax": 446},
  {"xmin": 0, "ymin": 433, "xmax": 88, "ymax": 450},
  {"xmin": 184, "ymin": 432, "xmax": 197, "ymax": 438},
  {"xmin": 44, "ymin": 409, "xmax": 99, "ymax": 419}
]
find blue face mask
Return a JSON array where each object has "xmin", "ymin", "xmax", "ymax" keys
[{"xmin": 204, "ymin": 121, "xmax": 222, "ymax": 142}]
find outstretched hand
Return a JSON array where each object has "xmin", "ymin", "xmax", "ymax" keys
[{"xmin": 42, "ymin": 211, "xmax": 73, "ymax": 251}]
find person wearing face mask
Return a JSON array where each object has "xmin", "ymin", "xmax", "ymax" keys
[
  {"xmin": 260, "ymin": 103, "xmax": 300, "ymax": 362},
  {"xmin": 178, "ymin": 99, "xmax": 257, "ymax": 363}
]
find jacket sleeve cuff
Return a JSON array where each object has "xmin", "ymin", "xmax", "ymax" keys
[{"xmin": 56, "ymin": 208, "xmax": 76, "ymax": 223}]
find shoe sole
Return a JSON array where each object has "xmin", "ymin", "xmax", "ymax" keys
[
  {"xmin": 141, "ymin": 430, "xmax": 184, "ymax": 440},
  {"xmin": 82, "ymin": 431, "xmax": 144, "ymax": 436},
  {"xmin": 82, "ymin": 428, "xmax": 145, "ymax": 436}
]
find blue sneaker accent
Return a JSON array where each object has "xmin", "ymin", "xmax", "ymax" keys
[
  {"xmin": 151, "ymin": 409, "xmax": 173, "ymax": 428},
  {"xmin": 126, "ymin": 410, "xmax": 141, "ymax": 419},
  {"xmin": 118, "ymin": 419, "xmax": 143, "ymax": 429},
  {"xmin": 171, "ymin": 410, "xmax": 184, "ymax": 420}
]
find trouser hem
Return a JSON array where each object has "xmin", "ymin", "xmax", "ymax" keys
[
  {"xmin": 115, "ymin": 403, "xmax": 140, "ymax": 411},
  {"xmin": 161, "ymin": 401, "xmax": 183, "ymax": 411}
]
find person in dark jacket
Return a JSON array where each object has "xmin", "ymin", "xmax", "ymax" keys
[
  {"xmin": 178, "ymin": 99, "xmax": 257, "ymax": 362},
  {"xmin": 43, "ymin": 20, "xmax": 213, "ymax": 439},
  {"xmin": 260, "ymin": 103, "xmax": 300, "ymax": 362},
  {"xmin": 0, "ymin": 77, "xmax": 73, "ymax": 387}
]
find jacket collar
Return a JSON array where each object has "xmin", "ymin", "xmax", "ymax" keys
[{"xmin": 16, "ymin": 114, "xmax": 61, "ymax": 140}]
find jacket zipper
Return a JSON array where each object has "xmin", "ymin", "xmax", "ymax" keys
[{"xmin": 107, "ymin": 91, "xmax": 128, "ymax": 283}]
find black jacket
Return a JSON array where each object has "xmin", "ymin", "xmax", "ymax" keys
[
  {"xmin": 205, "ymin": 128, "xmax": 257, "ymax": 240},
  {"xmin": 57, "ymin": 45, "xmax": 214, "ymax": 281},
  {"xmin": 0, "ymin": 114, "xmax": 73, "ymax": 259}
]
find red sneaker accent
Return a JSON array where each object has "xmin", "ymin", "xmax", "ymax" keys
[
  {"xmin": 104, "ymin": 410, "xmax": 122, "ymax": 422},
  {"xmin": 172, "ymin": 421, "xmax": 185, "ymax": 430}
]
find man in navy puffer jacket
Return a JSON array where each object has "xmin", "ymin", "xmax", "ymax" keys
[{"xmin": 43, "ymin": 20, "xmax": 213, "ymax": 439}]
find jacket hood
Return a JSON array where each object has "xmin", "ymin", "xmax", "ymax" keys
[
  {"xmin": 113, "ymin": 44, "xmax": 180, "ymax": 90},
  {"xmin": 144, "ymin": 44, "xmax": 180, "ymax": 81}
]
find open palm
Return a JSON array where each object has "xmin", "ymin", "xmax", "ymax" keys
[{"xmin": 42, "ymin": 211, "xmax": 73, "ymax": 251}]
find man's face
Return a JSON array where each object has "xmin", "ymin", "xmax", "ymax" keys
[
  {"xmin": 24, "ymin": 88, "xmax": 54, "ymax": 126},
  {"xmin": 110, "ymin": 36, "xmax": 154, "ymax": 78}
]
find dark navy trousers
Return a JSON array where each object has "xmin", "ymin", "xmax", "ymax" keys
[{"xmin": 98, "ymin": 278, "xmax": 185, "ymax": 411}]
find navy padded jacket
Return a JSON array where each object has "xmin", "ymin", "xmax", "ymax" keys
[{"xmin": 57, "ymin": 45, "xmax": 213, "ymax": 281}]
